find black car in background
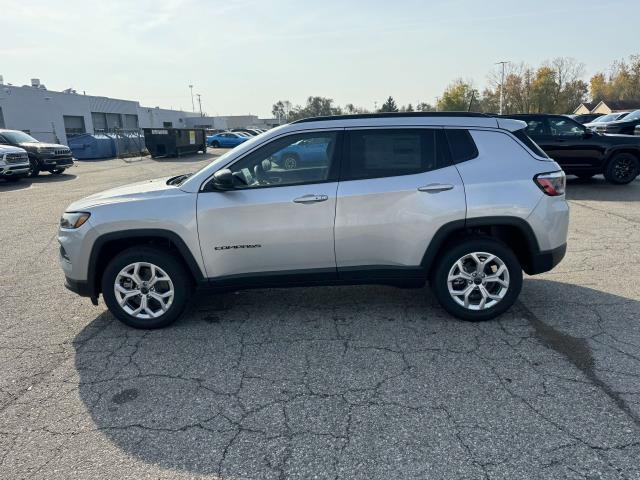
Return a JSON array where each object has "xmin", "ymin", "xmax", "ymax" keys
[
  {"xmin": 569, "ymin": 113, "xmax": 603, "ymax": 124},
  {"xmin": 504, "ymin": 114, "xmax": 640, "ymax": 184},
  {"xmin": 591, "ymin": 109, "xmax": 640, "ymax": 135},
  {"xmin": 0, "ymin": 129, "xmax": 74, "ymax": 177}
]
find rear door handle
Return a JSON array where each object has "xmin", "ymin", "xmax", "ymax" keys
[
  {"xmin": 293, "ymin": 194, "xmax": 329, "ymax": 204},
  {"xmin": 417, "ymin": 184, "xmax": 454, "ymax": 193}
]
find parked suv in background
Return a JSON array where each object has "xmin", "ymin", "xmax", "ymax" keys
[
  {"xmin": 0, "ymin": 145, "xmax": 30, "ymax": 182},
  {"xmin": 59, "ymin": 113, "xmax": 569, "ymax": 329},
  {"xmin": 504, "ymin": 114, "xmax": 640, "ymax": 184},
  {"xmin": 584, "ymin": 111, "xmax": 631, "ymax": 130},
  {"xmin": 0, "ymin": 129, "xmax": 74, "ymax": 177}
]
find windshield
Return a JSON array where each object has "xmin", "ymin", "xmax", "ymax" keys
[
  {"xmin": 1, "ymin": 131, "xmax": 39, "ymax": 143},
  {"xmin": 592, "ymin": 114, "xmax": 618, "ymax": 123},
  {"xmin": 624, "ymin": 110, "xmax": 640, "ymax": 121}
]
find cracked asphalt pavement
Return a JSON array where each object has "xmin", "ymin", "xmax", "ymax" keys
[{"xmin": 1, "ymin": 155, "xmax": 639, "ymax": 479}]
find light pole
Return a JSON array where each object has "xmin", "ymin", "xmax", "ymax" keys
[
  {"xmin": 189, "ymin": 85, "xmax": 195, "ymax": 112},
  {"xmin": 196, "ymin": 94, "xmax": 203, "ymax": 117},
  {"xmin": 495, "ymin": 61, "xmax": 509, "ymax": 115}
]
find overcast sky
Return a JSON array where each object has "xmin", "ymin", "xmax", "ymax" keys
[{"xmin": 2, "ymin": 0, "xmax": 638, "ymax": 117}]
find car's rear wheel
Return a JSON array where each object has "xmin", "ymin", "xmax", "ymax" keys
[
  {"xmin": 210, "ymin": 141, "xmax": 220, "ymax": 148},
  {"xmin": 102, "ymin": 247, "xmax": 191, "ymax": 329},
  {"xmin": 604, "ymin": 153, "xmax": 639, "ymax": 185},
  {"xmin": 430, "ymin": 237, "xmax": 523, "ymax": 322}
]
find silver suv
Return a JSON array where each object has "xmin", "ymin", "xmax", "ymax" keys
[{"xmin": 59, "ymin": 113, "xmax": 569, "ymax": 328}]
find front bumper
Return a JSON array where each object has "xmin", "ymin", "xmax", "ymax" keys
[
  {"xmin": 0, "ymin": 164, "xmax": 30, "ymax": 176},
  {"xmin": 528, "ymin": 243, "xmax": 567, "ymax": 275},
  {"xmin": 42, "ymin": 156, "xmax": 74, "ymax": 167}
]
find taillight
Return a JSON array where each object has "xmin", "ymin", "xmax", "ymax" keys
[{"xmin": 534, "ymin": 171, "xmax": 566, "ymax": 196}]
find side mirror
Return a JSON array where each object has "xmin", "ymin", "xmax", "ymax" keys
[
  {"xmin": 582, "ymin": 130, "xmax": 594, "ymax": 139},
  {"xmin": 211, "ymin": 169, "xmax": 235, "ymax": 190}
]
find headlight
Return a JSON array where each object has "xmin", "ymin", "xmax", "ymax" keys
[{"xmin": 60, "ymin": 212, "xmax": 91, "ymax": 229}]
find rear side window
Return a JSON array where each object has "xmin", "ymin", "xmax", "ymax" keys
[
  {"xmin": 342, "ymin": 129, "xmax": 439, "ymax": 180},
  {"xmin": 445, "ymin": 129, "xmax": 478, "ymax": 164},
  {"xmin": 512, "ymin": 129, "xmax": 549, "ymax": 158}
]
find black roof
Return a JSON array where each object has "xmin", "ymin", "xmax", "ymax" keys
[{"xmin": 291, "ymin": 112, "xmax": 490, "ymax": 124}]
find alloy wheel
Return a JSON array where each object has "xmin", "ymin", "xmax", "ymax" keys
[
  {"xmin": 613, "ymin": 156, "xmax": 636, "ymax": 183},
  {"xmin": 447, "ymin": 252, "xmax": 510, "ymax": 311},
  {"xmin": 114, "ymin": 262, "xmax": 174, "ymax": 319}
]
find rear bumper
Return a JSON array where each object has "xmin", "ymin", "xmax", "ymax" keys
[{"xmin": 528, "ymin": 243, "xmax": 567, "ymax": 275}]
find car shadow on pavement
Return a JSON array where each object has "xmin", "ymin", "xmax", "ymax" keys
[
  {"xmin": 0, "ymin": 173, "xmax": 77, "ymax": 191},
  {"xmin": 566, "ymin": 175, "xmax": 640, "ymax": 202},
  {"xmin": 70, "ymin": 280, "xmax": 640, "ymax": 478}
]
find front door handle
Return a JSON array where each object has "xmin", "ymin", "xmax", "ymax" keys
[
  {"xmin": 417, "ymin": 184, "xmax": 454, "ymax": 193},
  {"xmin": 293, "ymin": 194, "xmax": 329, "ymax": 204}
]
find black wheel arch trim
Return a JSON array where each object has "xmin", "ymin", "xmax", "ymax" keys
[
  {"xmin": 420, "ymin": 216, "xmax": 547, "ymax": 275},
  {"xmin": 87, "ymin": 229, "xmax": 206, "ymax": 298}
]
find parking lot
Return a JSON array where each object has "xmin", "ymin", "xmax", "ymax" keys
[{"xmin": 0, "ymin": 155, "xmax": 639, "ymax": 479}]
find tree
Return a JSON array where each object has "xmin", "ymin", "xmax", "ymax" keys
[
  {"xmin": 401, "ymin": 103, "xmax": 414, "ymax": 112},
  {"xmin": 589, "ymin": 55, "xmax": 640, "ymax": 102},
  {"xmin": 286, "ymin": 96, "xmax": 342, "ymax": 121},
  {"xmin": 271, "ymin": 100, "xmax": 292, "ymax": 123},
  {"xmin": 415, "ymin": 102, "xmax": 435, "ymax": 112},
  {"xmin": 379, "ymin": 96, "xmax": 399, "ymax": 112},
  {"xmin": 438, "ymin": 80, "xmax": 476, "ymax": 111}
]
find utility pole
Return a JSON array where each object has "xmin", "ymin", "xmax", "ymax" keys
[
  {"xmin": 196, "ymin": 94, "xmax": 203, "ymax": 117},
  {"xmin": 189, "ymin": 84, "xmax": 194, "ymax": 112},
  {"xmin": 495, "ymin": 61, "xmax": 509, "ymax": 115}
]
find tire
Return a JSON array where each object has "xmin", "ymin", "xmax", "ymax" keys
[
  {"xmin": 283, "ymin": 155, "xmax": 298, "ymax": 170},
  {"xmin": 604, "ymin": 153, "xmax": 640, "ymax": 185},
  {"xmin": 210, "ymin": 141, "xmax": 220, "ymax": 148},
  {"xmin": 430, "ymin": 237, "xmax": 523, "ymax": 322},
  {"xmin": 101, "ymin": 246, "xmax": 192, "ymax": 329},
  {"xmin": 27, "ymin": 157, "xmax": 40, "ymax": 177},
  {"xmin": 51, "ymin": 168, "xmax": 65, "ymax": 175},
  {"xmin": 5, "ymin": 176, "xmax": 21, "ymax": 182}
]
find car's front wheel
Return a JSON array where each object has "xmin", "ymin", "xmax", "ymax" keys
[
  {"xmin": 210, "ymin": 141, "xmax": 220, "ymax": 148},
  {"xmin": 51, "ymin": 168, "xmax": 66, "ymax": 175},
  {"xmin": 430, "ymin": 237, "xmax": 523, "ymax": 322},
  {"xmin": 604, "ymin": 153, "xmax": 639, "ymax": 185},
  {"xmin": 101, "ymin": 247, "xmax": 192, "ymax": 329},
  {"xmin": 27, "ymin": 157, "xmax": 40, "ymax": 177}
]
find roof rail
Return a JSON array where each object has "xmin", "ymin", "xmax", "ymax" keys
[{"xmin": 291, "ymin": 112, "xmax": 491, "ymax": 124}]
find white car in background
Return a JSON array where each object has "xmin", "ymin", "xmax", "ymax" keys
[{"xmin": 0, "ymin": 145, "xmax": 30, "ymax": 182}]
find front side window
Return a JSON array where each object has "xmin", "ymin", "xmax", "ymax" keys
[
  {"xmin": 229, "ymin": 131, "xmax": 338, "ymax": 189},
  {"xmin": 343, "ymin": 129, "xmax": 437, "ymax": 180},
  {"xmin": 548, "ymin": 118, "xmax": 585, "ymax": 137},
  {"xmin": 524, "ymin": 118, "xmax": 549, "ymax": 138}
]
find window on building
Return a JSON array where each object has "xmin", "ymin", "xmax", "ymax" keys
[
  {"xmin": 63, "ymin": 115, "xmax": 86, "ymax": 137},
  {"xmin": 163, "ymin": 121, "xmax": 173, "ymax": 128},
  {"xmin": 92, "ymin": 112, "xmax": 107, "ymax": 132},
  {"xmin": 105, "ymin": 113, "xmax": 122, "ymax": 130},
  {"xmin": 0, "ymin": 107, "xmax": 5, "ymax": 129},
  {"xmin": 123, "ymin": 114, "xmax": 139, "ymax": 130}
]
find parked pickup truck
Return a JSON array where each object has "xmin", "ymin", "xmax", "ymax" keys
[
  {"xmin": 0, "ymin": 145, "xmax": 30, "ymax": 182},
  {"xmin": 0, "ymin": 129, "xmax": 74, "ymax": 177}
]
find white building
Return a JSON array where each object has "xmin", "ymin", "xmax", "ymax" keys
[{"xmin": 0, "ymin": 78, "xmax": 276, "ymax": 145}]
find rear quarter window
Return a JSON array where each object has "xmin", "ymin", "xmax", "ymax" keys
[
  {"xmin": 512, "ymin": 129, "xmax": 549, "ymax": 158},
  {"xmin": 445, "ymin": 129, "xmax": 479, "ymax": 164}
]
